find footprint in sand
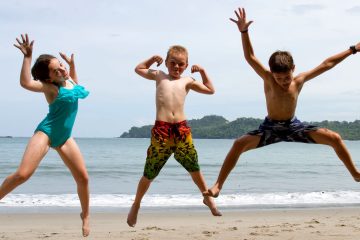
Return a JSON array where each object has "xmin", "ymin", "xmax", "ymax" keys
[
  {"xmin": 202, "ymin": 230, "xmax": 219, "ymax": 237},
  {"xmin": 305, "ymin": 219, "xmax": 320, "ymax": 224},
  {"xmin": 335, "ymin": 224, "xmax": 346, "ymax": 227},
  {"xmin": 142, "ymin": 226, "xmax": 175, "ymax": 231}
]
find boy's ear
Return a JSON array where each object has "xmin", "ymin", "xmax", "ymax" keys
[{"xmin": 292, "ymin": 65, "xmax": 295, "ymax": 72}]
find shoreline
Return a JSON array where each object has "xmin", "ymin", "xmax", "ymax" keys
[
  {"xmin": 1, "ymin": 207, "xmax": 360, "ymax": 239},
  {"xmin": 1, "ymin": 203, "xmax": 360, "ymax": 213}
]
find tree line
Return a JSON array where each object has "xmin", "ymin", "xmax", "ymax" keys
[{"xmin": 120, "ymin": 115, "xmax": 360, "ymax": 140}]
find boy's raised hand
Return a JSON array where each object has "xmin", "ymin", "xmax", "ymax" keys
[
  {"xmin": 354, "ymin": 42, "xmax": 360, "ymax": 53},
  {"xmin": 152, "ymin": 55, "xmax": 163, "ymax": 67},
  {"xmin": 59, "ymin": 52, "xmax": 75, "ymax": 66},
  {"xmin": 191, "ymin": 64, "xmax": 204, "ymax": 73},
  {"xmin": 14, "ymin": 33, "xmax": 34, "ymax": 57},
  {"xmin": 230, "ymin": 7, "xmax": 253, "ymax": 32}
]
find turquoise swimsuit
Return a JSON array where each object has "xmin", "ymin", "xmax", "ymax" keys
[{"xmin": 35, "ymin": 79, "xmax": 89, "ymax": 147}]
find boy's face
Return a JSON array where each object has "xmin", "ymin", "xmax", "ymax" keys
[
  {"xmin": 165, "ymin": 53, "xmax": 188, "ymax": 79},
  {"xmin": 48, "ymin": 58, "xmax": 69, "ymax": 83},
  {"xmin": 272, "ymin": 70, "xmax": 294, "ymax": 90}
]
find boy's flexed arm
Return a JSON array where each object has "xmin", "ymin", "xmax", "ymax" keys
[
  {"xmin": 189, "ymin": 65, "xmax": 215, "ymax": 94},
  {"xmin": 135, "ymin": 55, "xmax": 163, "ymax": 80},
  {"xmin": 230, "ymin": 8, "xmax": 270, "ymax": 80},
  {"xmin": 299, "ymin": 43, "xmax": 360, "ymax": 82}
]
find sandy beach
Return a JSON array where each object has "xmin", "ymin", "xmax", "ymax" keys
[{"xmin": 1, "ymin": 208, "xmax": 360, "ymax": 239}]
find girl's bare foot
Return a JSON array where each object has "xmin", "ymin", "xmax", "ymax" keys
[{"xmin": 80, "ymin": 213, "xmax": 90, "ymax": 237}]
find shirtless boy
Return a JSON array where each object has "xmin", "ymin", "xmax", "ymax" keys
[
  {"xmin": 206, "ymin": 8, "xmax": 360, "ymax": 198},
  {"xmin": 127, "ymin": 45, "xmax": 221, "ymax": 227}
]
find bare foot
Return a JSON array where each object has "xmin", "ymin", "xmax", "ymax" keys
[
  {"xmin": 80, "ymin": 213, "xmax": 90, "ymax": 237},
  {"xmin": 203, "ymin": 196, "xmax": 222, "ymax": 216},
  {"xmin": 127, "ymin": 203, "xmax": 140, "ymax": 227},
  {"xmin": 202, "ymin": 186, "xmax": 220, "ymax": 198}
]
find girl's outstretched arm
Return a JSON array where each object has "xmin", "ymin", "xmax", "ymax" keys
[{"xmin": 14, "ymin": 34, "xmax": 45, "ymax": 92}]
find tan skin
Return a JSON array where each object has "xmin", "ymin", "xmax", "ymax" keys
[
  {"xmin": 0, "ymin": 34, "xmax": 90, "ymax": 237},
  {"xmin": 206, "ymin": 8, "xmax": 360, "ymax": 198},
  {"xmin": 127, "ymin": 51, "xmax": 220, "ymax": 228}
]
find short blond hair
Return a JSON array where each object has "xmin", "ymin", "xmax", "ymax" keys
[{"xmin": 166, "ymin": 45, "xmax": 188, "ymax": 62}]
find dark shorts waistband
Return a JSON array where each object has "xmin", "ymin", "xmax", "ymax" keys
[{"xmin": 265, "ymin": 116, "xmax": 296, "ymax": 124}]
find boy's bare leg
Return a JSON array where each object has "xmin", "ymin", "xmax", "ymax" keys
[
  {"xmin": 0, "ymin": 132, "xmax": 49, "ymax": 200},
  {"xmin": 207, "ymin": 135, "xmax": 260, "ymax": 198},
  {"xmin": 308, "ymin": 128, "xmax": 360, "ymax": 181},
  {"xmin": 56, "ymin": 138, "xmax": 90, "ymax": 237},
  {"xmin": 127, "ymin": 176, "xmax": 152, "ymax": 227},
  {"xmin": 189, "ymin": 171, "xmax": 222, "ymax": 216}
]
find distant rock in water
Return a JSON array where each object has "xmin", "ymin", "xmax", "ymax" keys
[{"xmin": 0, "ymin": 136, "xmax": 13, "ymax": 138}]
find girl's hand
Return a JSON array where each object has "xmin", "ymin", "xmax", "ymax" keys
[
  {"xmin": 59, "ymin": 52, "xmax": 75, "ymax": 66},
  {"xmin": 14, "ymin": 34, "xmax": 34, "ymax": 57}
]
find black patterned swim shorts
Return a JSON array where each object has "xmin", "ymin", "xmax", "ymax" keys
[{"xmin": 247, "ymin": 117, "xmax": 319, "ymax": 148}]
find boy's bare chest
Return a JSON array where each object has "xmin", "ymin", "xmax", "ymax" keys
[
  {"xmin": 156, "ymin": 80, "xmax": 188, "ymax": 95},
  {"xmin": 265, "ymin": 85, "xmax": 299, "ymax": 103}
]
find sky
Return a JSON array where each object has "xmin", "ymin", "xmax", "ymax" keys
[{"xmin": 0, "ymin": 0, "xmax": 359, "ymax": 138}]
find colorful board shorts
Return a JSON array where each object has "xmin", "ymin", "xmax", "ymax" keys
[
  {"xmin": 143, "ymin": 120, "xmax": 199, "ymax": 180},
  {"xmin": 247, "ymin": 117, "xmax": 319, "ymax": 148}
]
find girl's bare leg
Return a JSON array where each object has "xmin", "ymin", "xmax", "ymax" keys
[
  {"xmin": 0, "ymin": 132, "xmax": 49, "ymax": 199},
  {"xmin": 56, "ymin": 138, "xmax": 90, "ymax": 237}
]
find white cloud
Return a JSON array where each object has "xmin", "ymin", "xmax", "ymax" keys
[
  {"xmin": 290, "ymin": 4, "xmax": 326, "ymax": 15},
  {"xmin": 346, "ymin": 6, "xmax": 360, "ymax": 14}
]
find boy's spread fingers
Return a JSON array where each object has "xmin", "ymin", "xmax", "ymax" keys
[{"xmin": 234, "ymin": 10, "xmax": 240, "ymax": 19}]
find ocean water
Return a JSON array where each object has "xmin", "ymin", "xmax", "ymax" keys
[{"xmin": 1, "ymin": 137, "xmax": 360, "ymax": 211}]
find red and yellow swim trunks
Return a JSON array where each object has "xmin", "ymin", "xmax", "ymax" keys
[{"xmin": 143, "ymin": 120, "xmax": 200, "ymax": 180}]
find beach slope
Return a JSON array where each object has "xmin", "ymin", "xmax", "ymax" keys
[{"xmin": 1, "ymin": 208, "xmax": 360, "ymax": 239}]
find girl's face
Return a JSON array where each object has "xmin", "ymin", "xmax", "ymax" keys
[{"xmin": 47, "ymin": 58, "xmax": 69, "ymax": 83}]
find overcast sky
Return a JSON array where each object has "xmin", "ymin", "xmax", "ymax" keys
[{"xmin": 1, "ymin": 0, "xmax": 359, "ymax": 137}]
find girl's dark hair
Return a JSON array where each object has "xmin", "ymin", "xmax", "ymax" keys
[
  {"xmin": 268, "ymin": 51, "xmax": 294, "ymax": 73},
  {"xmin": 31, "ymin": 54, "xmax": 56, "ymax": 81}
]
